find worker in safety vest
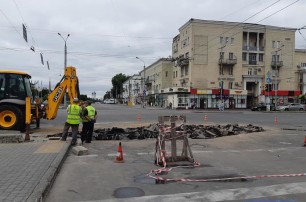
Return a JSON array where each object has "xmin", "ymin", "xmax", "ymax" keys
[
  {"xmin": 81, "ymin": 100, "xmax": 97, "ymax": 143},
  {"xmin": 61, "ymin": 98, "xmax": 82, "ymax": 146}
]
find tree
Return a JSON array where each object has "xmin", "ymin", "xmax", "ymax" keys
[
  {"xmin": 111, "ymin": 73, "xmax": 129, "ymax": 99},
  {"xmin": 103, "ymin": 91, "xmax": 111, "ymax": 100}
]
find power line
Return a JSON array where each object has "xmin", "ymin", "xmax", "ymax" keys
[
  {"xmin": 204, "ymin": 0, "xmax": 281, "ymax": 50},
  {"xmin": 257, "ymin": 0, "xmax": 300, "ymax": 23},
  {"xmin": 205, "ymin": 0, "xmax": 300, "ymax": 52}
]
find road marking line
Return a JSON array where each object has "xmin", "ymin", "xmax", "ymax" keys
[
  {"xmin": 279, "ymin": 142, "xmax": 292, "ymax": 145},
  {"xmin": 75, "ymin": 154, "xmax": 98, "ymax": 158},
  {"xmin": 107, "ymin": 153, "xmax": 127, "ymax": 157}
]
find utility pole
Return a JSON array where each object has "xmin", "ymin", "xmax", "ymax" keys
[
  {"xmin": 219, "ymin": 43, "xmax": 227, "ymax": 110},
  {"xmin": 136, "ymin": 57, "xmax": 146, "ymax": 108},
  {"xmin": 271, "ymin": 44, "xmax": 284, "ymax": 110},
  {"xmin": 58, "ymin": 33, "xmax": 70, "ymax": 108}
]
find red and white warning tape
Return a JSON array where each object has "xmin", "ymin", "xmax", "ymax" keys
[
  {"xmin": 147, "ymin": 171, "xmax": 306, "ymax": 183},
  {"xmin": 151, "ymin": 128, "xmax": 306, "ymax": 183}
]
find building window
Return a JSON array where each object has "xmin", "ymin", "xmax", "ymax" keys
[
  {"xmin": 231, "ymin": 37, "xmax": 234, "ymax": 44},
  {"xmin": 248, "ymin": 68, "xmax": 252, "ymax": 75},
  {"xmin": 180, "ymin": 67, "xmax": 184, "ymax": 77},
  {"xmin": 165, "ymin": 71, "xmax": 168, "ymax": 77},
  {"xmin": 259, "ymin": 54, "xmax": 264, "ymax": 61},
  {"xmin": 272, "ymin": 55, "xmax": 280, "ymax": 62},
  {"xmin": 273, "ymin": 41, "xmax": 281, "ymax": 48},
  {"xmin": 242, "ymin": 53, "xmax": 247, "ymax": 61},
  {"xmin": 219, "ymin": 81, "xmax": 224, "ymax": 88},
  {"xmin": 173, "ymin": 72, "xmax": 175, "ymax": 78},
  {"xmin": 229, "ymin": 52, "xmax": 233, "ymax": 60},
  {"xmin": 220, "ymin": 37, "xmax": 223, "ymax": 44},
  {"xmin": 229, "ymin": 66, "xmax": 233, "ymax": 75},
  {"xmin": 225, "ymin": 37, "xmax": 229, "ymax": 43},
  {"xmin": 176, "ymin": 71, "xmax": 177, "ymax": 78},
  {"xmin": 219, "ymin": 66, "xmax": 223, "ymax": 75},
  {"xmin": 185, "ymin": 66, "xmax": 189, "ymax": 75},
  {"xmin": 301, "ymin": 63, "xmax": 306, "ymax": 67},
  {"xmin": 229, "ymin": 81, "xmax": 233, "ymax": 89},
  {"xmin": 220, "ymin": 52, "xmax": 224, "ymax": 59}
]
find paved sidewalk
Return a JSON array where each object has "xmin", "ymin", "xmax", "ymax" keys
[{"xmin": 0, "ymin": 133, "xmax": 70, "ymax": 202}]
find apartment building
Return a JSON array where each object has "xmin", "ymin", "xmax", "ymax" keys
[
  {"xmin": 122, "ymin": 74, "xmax": 142, "ymax": 105},
  {"xmin": 170, "ymin": 18, "xmax": 300, "ymax": 109},
  {"xmin": 295, "ymin": 49, "xmax": 306, "ymax": 94},
  {"xmin": 138, "ymin": 58, "xmax": 173, "ymax": 107}
]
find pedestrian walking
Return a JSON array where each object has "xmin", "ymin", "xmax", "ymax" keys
[
  {"xmin": 61, "ymin": 98, "xmax": 82, "ymax": 146},
  {"xmin": 81, "ymin": 100, "xmax": 97, "ymax": 143}
]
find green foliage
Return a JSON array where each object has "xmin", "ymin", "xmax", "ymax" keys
[
  {"xmin": 110, "ymin": 73, "xmax": 129, "ymax": 98},
  {"xmin": 80, "ymin": 94, "xmax": 88, "ymax": 101},
  {"xmin": 103, "ymin": 91, "xmax": 111, "ymax": 100}
]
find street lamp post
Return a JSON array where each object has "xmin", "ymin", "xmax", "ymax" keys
[
  {"xmin": 58, "ymin": 33, "xmax": 70, "ymax": 108},
  {"xmin": 219, "ymin": 44, "xmax": 226, "ymax": 110},
  {"xmin": 136, "ymin": 57, "xmax": 146, "ymax": 107},
  {"xmin": 273, "ymin": 44, "xmax": 284, "ymax": 110}
]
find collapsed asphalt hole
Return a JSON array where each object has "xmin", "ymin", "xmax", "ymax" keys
[
  {"xmin": 48, "ymin": 123, "xmax": 264, "ymax": 141},
  {"xmin": 113, "ymin": 187, "xmax": 145, "ymax": 198}
]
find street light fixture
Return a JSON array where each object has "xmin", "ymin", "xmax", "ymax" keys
[
  {"xmin": 58, "ymin": 33, "xmax": 70, "ymax": 108},
  {"xmin": 136, "ymin": 57, "xmax": 146, "ymax": 107}
]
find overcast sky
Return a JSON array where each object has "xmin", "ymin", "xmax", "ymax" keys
[{"xmin": 1, "ymin": 0, "xmax": 305, "ymax": 98}]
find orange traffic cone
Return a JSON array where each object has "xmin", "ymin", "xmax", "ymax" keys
[
  {"xmin": 137, "ymin": 114, "xmax": 142, "ymax": 123},
  {"xmin": 304, "ymin": 136, "xmax": 306, "ymax": 147},
  {"xmin": 204, "ymin": 115, "xmax": 208, "ymax": 122},
  {"xmin": 274, "ymin": 116, "xmax": 278, "ymax": 124},
  {"xmin": 114, "ymin": 142, "xmax": 124, "ymax": 163}
]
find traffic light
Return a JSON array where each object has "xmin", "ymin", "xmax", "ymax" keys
[{"xmin": 265, "ymin": 84, "xmax": 272, "ymax": 92}]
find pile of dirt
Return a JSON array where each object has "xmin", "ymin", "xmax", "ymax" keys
[{"xmin": 91, "ymin": 123, "xmax": 264, "ymax": 140}]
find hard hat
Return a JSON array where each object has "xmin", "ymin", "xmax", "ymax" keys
[{"xmin": 73, "ymin": 98, "xmax": 79, "ymax": 102}]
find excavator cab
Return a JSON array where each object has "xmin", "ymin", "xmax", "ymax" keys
[{"xmin": 0, "ymin": 70, "xmax": 32, "ymax": 130}]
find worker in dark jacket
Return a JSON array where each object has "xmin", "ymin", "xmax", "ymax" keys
[
  {"xmin": 81, "ymin": 100, "xmax": 97, "ymax": 143},
  {"xmin": 61, "ymin": 98, "xmax": 81, "ymax": 146}
]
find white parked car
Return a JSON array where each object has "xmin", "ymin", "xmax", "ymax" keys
[
  {"xmin": 276, "ymin": 103, "xmax": 305, "ymax": 111},
  {"xmin": 103, "ymin": 99, "xmax": 116, "ymax": 104}
]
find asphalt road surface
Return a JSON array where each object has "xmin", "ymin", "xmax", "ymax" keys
[{"xmin": 45, "ymin": 104, "xmax": 306, "ymax": 202}]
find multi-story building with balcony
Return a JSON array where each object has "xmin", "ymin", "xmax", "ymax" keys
[
  {"xmin": 139, "ymin": 58, "xmax": 173, "ymax": 107},
  {"xmin": 122, "ymin": 74, "xmax": 142, "ymax": 105},
  {"xmin": 295, "ymin": 49, "xmax": 306, "ymax": 95},
  {"xmin": 169, "ymin": 18, "xmax": 300, "ymax": 109}
]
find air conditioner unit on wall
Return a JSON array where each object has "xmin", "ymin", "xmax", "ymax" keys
[{"xmin": 258, "ymin": 68, "xmax": 262, "ymax": 72}]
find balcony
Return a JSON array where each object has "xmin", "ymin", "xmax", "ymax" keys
[
  {"xmin": 219, "ymin": 58, "xmax": 237, "ymax": 65},
  {"xmin": 271, "ymin": 61, "xmax": 283, "ymax": 68},
  {"xmin": 302, "ymin": 66, "xmax": 306, "ymax": 72},
  {"xmin": 178, "ymin": 58, "xmax": 189, "ymax": 67},
  {"xmin": 248, "ymin": 60, "xmax": 257, "ymax": 65},
  {"xmin": 242, "ymin": 46, "xmax": 265, "ymax": 51}
]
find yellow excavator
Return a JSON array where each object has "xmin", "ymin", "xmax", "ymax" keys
[{"xmin": 0, "ymin": 66, "xmax": 80, "ymax": 131}]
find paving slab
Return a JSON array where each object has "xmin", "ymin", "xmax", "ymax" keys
[{"xmin": 0, "ymin": 131, "xmax": 71, "ymax": 202}]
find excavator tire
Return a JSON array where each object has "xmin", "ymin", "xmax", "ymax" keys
[{"xmin": 0, "ymin": 105, "xmax": 24, "ymax": 131}]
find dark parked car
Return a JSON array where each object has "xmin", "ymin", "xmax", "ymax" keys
[{"xmin": 251, "ymin": 103, "xmax": 275, "ymax": 111}]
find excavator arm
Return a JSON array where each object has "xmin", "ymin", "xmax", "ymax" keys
[{"xmin": 45, "ymin": 66, "xmax": 80, "ymax": 120}]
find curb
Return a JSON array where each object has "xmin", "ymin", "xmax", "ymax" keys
[{"xmin": 26, "ymin": 142, "xmax": 71, "ymax": 202}]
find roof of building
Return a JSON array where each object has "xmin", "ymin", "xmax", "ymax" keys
[{"xmin": 179, "ymin": 18, "xmax": 297, "ymax": 32}]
